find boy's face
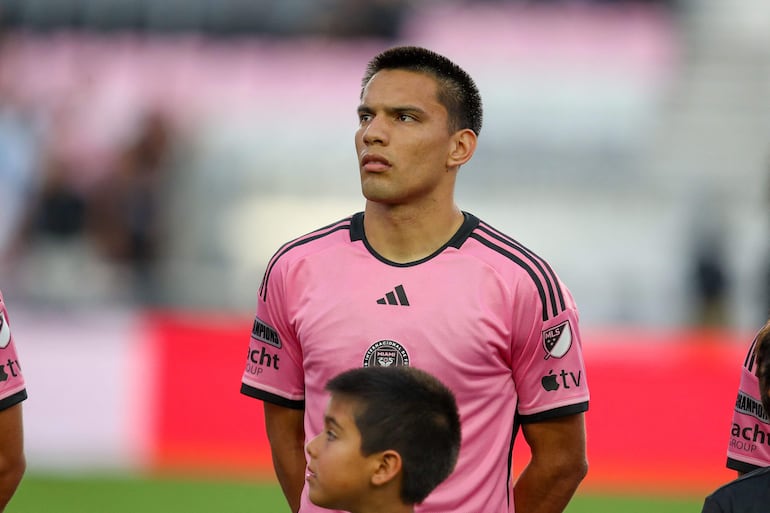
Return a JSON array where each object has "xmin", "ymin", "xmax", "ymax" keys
[{"xmin": 306, "ymin": 395, "xmax": 378, "ymax": 511}]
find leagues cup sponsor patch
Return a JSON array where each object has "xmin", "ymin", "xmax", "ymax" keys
[
  {"xmin": 542, "ymin": 320, "xmax": 572, "ymax": 360},
  {"xmin": 0, "ymin": 312, "xmax": 10, "ymax": 349},
  {"xmin": 251, "ymin": 317, "xmax": 281, "ymax": 348}
]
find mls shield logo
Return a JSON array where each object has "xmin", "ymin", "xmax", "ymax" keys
[
  {"xmin": 542, "ymin": 320, "xmax": 572, "ymax": 360},
  {"xmin": 0, "ymin": 313, "xmax": 10, "ymax": 349}
]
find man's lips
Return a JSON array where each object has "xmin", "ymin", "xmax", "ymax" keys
[{"xmin": 361, "ymin": 154, "xmax": 391, "ymax": 172}]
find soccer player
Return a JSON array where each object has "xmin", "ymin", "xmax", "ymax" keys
[
  {"xmin": 305, "ymin": 366, "xmax": 461, "ymax": 513},
  {"xmin": 241, "ymin": 45, "xmax": 589, "ymax": 513},
  {"xmin": 0, "ymin": 290, "xmax": 27, "ymax": 511},
  {"xmin": 725, "ymin": 318, "xmax": 770, "ymax": 474},
  {"xmin": 703, "ymin": 319, "xmax": 770, "ymax": 512}
]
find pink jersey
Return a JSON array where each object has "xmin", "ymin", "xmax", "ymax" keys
[
  {"xmin": 0, "ymin": 291, "xmax": 27, "ymax": 411},
  {"xmin": 241, "ymin": 213, "xmax": 589, "ymax": 513},
  {"xmin": 726, "ymin": 330, "xmax": 770, "ymax": 473}
]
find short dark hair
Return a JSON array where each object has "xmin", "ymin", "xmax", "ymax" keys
[
  {"xmin": 755, "ymin": 319, "xmax": 770, "ymax": 415},
  {"xmin": 326, "ymin": 366, "xmax": 461, "ymax": 505},
  {"xmin": 361, "ymin": 46, "xmax": 483, "ymax": 136}
]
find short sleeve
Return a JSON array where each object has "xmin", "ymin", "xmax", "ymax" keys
[
  {"xmin": 0, "ymin": 291, "xmax": 27, "ymax": 411},
  {"xmin": 240, "ymin": 258, "xmax": 305, "ymax": 409},
  {"xmin": 512, "ymin": 285, "xmax": 589, "ymax": 423},
  {"xmin": 726, "ymin": 335, "xmax": 770, "ymax": 472}
]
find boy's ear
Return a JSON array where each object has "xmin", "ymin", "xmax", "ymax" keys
[{"xmin": 370, "ymin": 450, "xmax": 403, "ymax": 487}]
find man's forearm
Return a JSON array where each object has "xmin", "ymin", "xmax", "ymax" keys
[
  {"xmin": 272, "ymin": 444, "xmax": 307, "ymax": 513},
  {"xmin": 264, "ymin": 403, "xmax": 307, "ymax": 513},
  {"xmin": 513, "ymin": 459, "xmax": 587, "ymax": 513},
  {"xmin": 0, "ymin": 459, "xmax": 25, "ymax": 512}
]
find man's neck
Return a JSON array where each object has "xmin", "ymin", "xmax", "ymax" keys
[{"xmin": 362, "ymin": 201, "xmax": 465, "ymax": 263}]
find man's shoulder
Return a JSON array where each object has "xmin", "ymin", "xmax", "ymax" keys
[
  {"xmin": 462, "ymin": 212, "xmax": 560, "ymax": 277},
  {"xmin": 464, "ymin": 213, "xmax": 548, "ymax": 261},
  {"xmin": 270, "ymin": 213, "xmax": 360, "ymax": 262}
]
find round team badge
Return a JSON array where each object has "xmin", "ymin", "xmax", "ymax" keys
[{"xmin": 363, "ymin": 340, "xmax": 410, "ymax": 368}]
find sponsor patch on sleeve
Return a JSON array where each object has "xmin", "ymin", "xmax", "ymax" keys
[
  {"xmin": 735, "ymin": 391, "xmax": 769, "ymax": 422},
  {"xmin": 251, "ymin": 317, "xmax": 281, "ymax": 349},
  {"xmin": 542, "ymin": 320, "xmax": 572, "ymax": 360}
]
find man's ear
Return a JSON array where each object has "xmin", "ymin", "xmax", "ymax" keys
[
  {"xmin": 370, "ymin": 450, "xmax": 403, "ymax": 487},
  {"xmin": 447, "ymin": 128, "xmax": 477, "ymax": 169}
]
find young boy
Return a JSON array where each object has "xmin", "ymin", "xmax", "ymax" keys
[
  {"xmin": 702, "ymin": 319, "xmax": 770, "ymax": 512},
  {"xmin": 305, "ymin": 366, "xmax": 461, "ymax": 513}
]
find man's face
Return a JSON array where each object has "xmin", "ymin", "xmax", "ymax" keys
[
  {"xmin": 305, "ymin": 396, "xmax": 377, "ymax": 511},
  {"xmin": 355, "ymin": 69, "xmax": 456, "ymax": 208}
]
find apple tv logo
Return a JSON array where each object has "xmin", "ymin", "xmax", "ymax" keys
[
  {"xmin": 0, "ymin": 358, "xmax": 20, "ymax": 382},
  {"xmin": 541, "ymin": 369, "xmax": 583, "ymax": 392},
  {"xmin": 541, "ymin": 371, "xmax": 559, "ymax": 391}
]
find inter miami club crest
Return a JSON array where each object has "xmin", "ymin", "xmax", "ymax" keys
[
  {"xmin": 542, "ymin": 320, "xmax": 572, "ymax": 360},
  {"xmin": 363, "ymin": 340, "xmax": 410, "ymax": 368},
  {"xmin": 0, "ymin": 312, "xmax": 10, "ymax": 349}
]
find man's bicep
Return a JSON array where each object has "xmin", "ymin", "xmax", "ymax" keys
[
  {"xmin": 0, "ymin": 402, "xmax": 24, "ymax": 476},
  {"xmin": 263, "ymin": 402, "xmax": 306, "ymax": 513},
  {"xmin": 521, "ymin": 413, "xmax": 586, "ymax": 462},
  {"xmin": 264, "ymin": 402, "xmax": 304, "ymax": 444}
]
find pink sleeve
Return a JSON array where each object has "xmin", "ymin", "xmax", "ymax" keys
[
  {"xmin": 726, "ymin": 362, "xmax": 770, "ymax": 471},
  {"xmin": 240, "ymin": 259, "xmax": 305, "ymax": 408},
  {"xmin": 0, "ymin": 292, "xmax": 27, "ymax": 410},
  {"xmin": 512, "ymin": 287, "xmax": 589, "ymax": 421}
]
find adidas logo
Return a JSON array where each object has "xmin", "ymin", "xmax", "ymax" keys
[{"xmin": 376, "ymin": 285, "xmax": 410, "ymax": 306}]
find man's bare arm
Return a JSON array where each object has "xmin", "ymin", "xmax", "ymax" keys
[
  {"xmin": 0, "ymin": 403, "xmax": 25, "ymax": 512},
  {"xmin": 514, "ymin": 413, "xmax": 588, "ymax": 513},
  {"xmin": 264, "ymin": 402, "xmax": 306, "ymax": 513}
]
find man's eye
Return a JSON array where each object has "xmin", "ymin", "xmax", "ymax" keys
[
  {"xmin": 397, "ymin": 114, "xmax": 414, "ymax": 122},
  {"xmin": 359, "ymin": 114, "xmax": 372, "ymax": 123},
  {"xmin": 326, "ymin": 430, "xmax": 337, "ymax": 441}
]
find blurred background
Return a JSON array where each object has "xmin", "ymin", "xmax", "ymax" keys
[{"xmin": 0, "ymin": 0, "xmax": 769, "ymax": 510}]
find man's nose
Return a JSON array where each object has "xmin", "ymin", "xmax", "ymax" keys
[{"xmin": 362, "ymin": 116, "xmax": 387, "ymax": 145}]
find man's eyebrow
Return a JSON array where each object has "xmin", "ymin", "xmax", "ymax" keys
[{"xmin": 357, "ymin": 105, "xmax": 426, "ymax": 115}]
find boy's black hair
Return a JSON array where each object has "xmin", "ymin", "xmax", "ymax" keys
[
  {"xmin": 361, "ymin": 45, "xmax": 483, "ymax": 136},
  {"xmin": 326, "ymin": 366, "xmax": 461, "ymax": 505}
]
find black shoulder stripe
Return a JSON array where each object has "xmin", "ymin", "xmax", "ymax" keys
[
  {"xmin": 470, "ymin": 233, "xmax": 550, "ymax": 322},
  {"xmin": 744, "ymin": 335, "xmax": 759, "ymax": 373},
  {"xmin": 259, "ymin": 219, "xmax": 352, "ymax": 301},
  {"xmin": 478, "ymin": 223, "xmax": 566, "ymax": 316}
]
